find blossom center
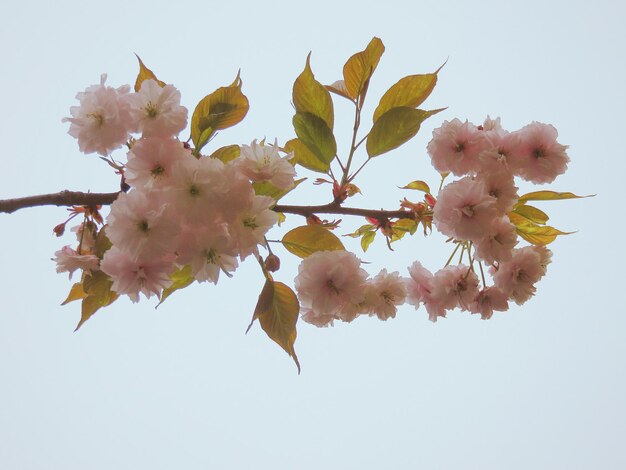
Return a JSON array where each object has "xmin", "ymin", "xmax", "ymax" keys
[
  {"xmin": 137, "ymin": 219, "xmax": 150, "ymax": 233},
  {"xmin": 151, "ymin": 165, "xmax": 165, "ymax": 178},
  {"xmin": 461, "ymin": 204, "xmax": 475, "ymax": 217},
  {"xmin": 243, "ymin": 217, "xmax": 258, "ymax": 229},
  {"xmin": 204, "ymin": 248, "xmax": 217, "ymax": 264},
  {"xmin": 145, "ymin": 102, "xmax": 159, "ymax": 118},
  {"xmin": 87, "ymin": 112, "xmax": 104, "ymax": 127},
  {"xmin": 326, "ymin": 279, "xmax": 339, "ymax": 295}
]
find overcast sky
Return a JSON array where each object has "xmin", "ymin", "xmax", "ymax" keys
[{"xmin": 1, "ymin": 1, "xmax": 625, "ymax": 469}]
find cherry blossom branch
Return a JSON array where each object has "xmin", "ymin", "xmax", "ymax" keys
[
  {"xmin": 0, "ymin": 191, "xmax": 121, "ymax": 214},
  {"xmin": 0, "ymin": 190, "xmax": 414, "ymax": 221}
]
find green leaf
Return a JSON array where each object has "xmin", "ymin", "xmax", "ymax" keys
[
  {"xmin": 191, "ymin": 73, "xmax": 249, "ymax": 152},
  {"xmin": 247, "ymin": 280, "xmax": 301, "ymax": 373},
  {"xmin": 361, "ymin": 230, "xmax": 376, "ymax": 252},
  {"xmin": 282, "ymin": 225, "xmax": 345, "ymax": 258},
  {"xmin": 61, "ymin": 282, "xmax": 87, "ymax": 306},
  {"xmin": 373, "ymin": 70, "xmax": 440, "ymax": 123},
  {"xmin": 518, "ymin": 190, "xmax": 593, "ymax": 203},
  {"xmin": 253, "ymin": 178, "xmax": 306, "ymax": 201},
  {"xmin": 401, "ymin": 180, "xmax": 431, "ymax": 193},
  {"xmin": 512, "ymin": 205, "xmax": 549, "ymax": 225},
  {"xmin": 343, "ymin": 37, "xmax": 385, "ymax": 101},
  {"xmin": 208, "ymin": 144, "xmax": 240, "ymax": 163},
  {"xmin": 292, "ymin": 112, "xmax": 337, "ymax": 167},
  {"xmin": 284, "ymin": 138, "xmax": 330, "ymax": 173},
  {"xmin": 134, "ymin": 55, "xmax": 166, "ymax": 92},
  {"xmin": 157, "ymin": 265, "xmax": 195, "ymax": 307},
  {"xmin": 366, "ymin": 107, "xmax": 444, "ymax": 158},
  {"xmin": 76, "ymin": 270, "xmax": 118, "ymax": 331},
  {"xmin": 293, "ymin": 53, "xmax": 334, "ymax": 130}
]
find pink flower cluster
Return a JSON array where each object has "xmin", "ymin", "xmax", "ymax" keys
[
  {"xmin": 399, "ymin": 117, "xmax": 562, "ymax": 321},
  {"xmin": 295, "ymin": 251, "xmax": 407, "ymax": 327},
  {"xmin": 59, "ymin": 77, "xmax": 295, "ymax": 302}
]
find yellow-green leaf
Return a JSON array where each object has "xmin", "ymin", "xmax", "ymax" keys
[
  {"xmin": 293, "ymin": 112, "xmax": 337, "ymax": 166},
  {"xmin": 361, "ymin": 230, "xmax": 376, "ymax": 252},
  {"xmin": 191, "ymin": 73, "xmax": 249, "ymax": 152},
  {"xmin": 512, "ymin": 205, "xmax": 549, "ymax": 225},
  {"xmin": 391, "ymin": 218, "xmax": 418, "ymax": 240},
  {"xmin": 253, "ymin": 178, "xmax": 306, "ymax": 201},
  {"xmin": 366, "ymin": 107, "xmax": 444, "ymax": 158},
  {"xmin": 284, "ymin": 138, "xmax": 330, "ymax": 173},
  {"xmin": 61, "ymin": 282, "xmax": 87, "ymax": 306},
  {"xmin": 134, "ymin": 55, "xmax": 166, "ymax": 92},
  {"xmin": 509, "ymin": 212, "xmax": 572, "ymax": 245},
  {"xmin": 345, "ymin": 224, "xmax": 375, "ymax": 238},
  {"xmin": 373, "ymin": 71, "xmax": 440, "ymax": 123},
  {"xmin": 157, "ymin": 265, "xmax": 195, "ymax": 307},
  {"xmin": 247, "ymin": 280, "xmax": 301, "ymax": 373},
  {"xmin": 209, "ymin": 144, "xmax": 240, "ymax": 163},
  {"xmin": 343, "ymin": 37, "xmax": 385, "ymax": 101},
  {"xmin": 94, "ymin": 226, "xmax": 112, "ymax": 259},
  {"xmin": 293, "ymin": 53, "xmax": 334, "ymax": 130},
  {"xmin": 76, "ymin": 270, "xmax": 118, "ymax": 331},
  {"xmin": 282, "ymin": 225, "xmax": 345, "ymax": 258},
  {"xmin": 401, "ymin": 180, "xmax": 431, "ymax": 193},
  {"xmin": 325, "ymin": 80, "xmax": 352, "ymax": 100},
  {"xmin": 518, "ymin": 190, "xmax": 591, "ymax": 203}
]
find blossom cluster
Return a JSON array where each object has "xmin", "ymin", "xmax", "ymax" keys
[
  {"xmin": 294, "ymin": 117, "xmax": 568, "ymax": 325},
  {"xmin": 294, "ymin": 251, "xmax": 407, "ymax": 327},
  {"xmin": 56, "ymin": 76, "xmax": 295, "ymax": 302}
]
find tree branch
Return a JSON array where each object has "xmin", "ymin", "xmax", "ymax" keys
[
  {"xmin": 0, "ymin": 191, "xmax": 121, "ymax": 214},
  {"xmin": 0, "ymin": 190, "xmax": 414, "ymax": 221}
]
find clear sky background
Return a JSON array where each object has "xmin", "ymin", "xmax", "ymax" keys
[{"xmin": 1, "ymin": 1, "xmax": 624, "ymax": 469}]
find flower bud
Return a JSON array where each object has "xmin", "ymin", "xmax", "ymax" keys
[
  {"xmin": 53, "ymin": 223, "xmax": 66, "ymax": 237},
  {"xmin": 265, "ymin": 254, "xmax": 281, "ymax": 272}
]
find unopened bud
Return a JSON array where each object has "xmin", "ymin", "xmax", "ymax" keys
[
  {"xmin": 53, "ymin": 223, "xmax": 66, "ymax": 237},
  {"xmin": 265, "ymin": 254, "xmax": 281, "ymax": 272}
]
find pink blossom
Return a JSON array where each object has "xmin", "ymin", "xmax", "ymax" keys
[
  {"xmin": 54, "ymin": 246, "xmax": 100, "ymax": 279},
  {"xmin": 514, "ymin": 122, "xmax": 569, "ymax": 184},
  {"xmin": 176, "ymin": 224, "xmax": 239, "ymax": 283},
  {"xmin": 106, "ymin": 190, "xmax": 180, "ymax": 259},
  {"xmin": 493, "ymin": 246, "xmax": 551, "ymax": 305},
  {"xmin": 167, "ymin": 155, "xmax": 226, "ymax": 220},
  {"xmin": 237, "ymin": 139, "xmax": 296, "ymax": 190},
  {"xmin": 63, "ymin": 74, "xmax": 133, "ymax": 156},
  {"xmin": 474, "ymin": 216, "xmax": 518, "ymax": 264},
  {"xmin": 475, "ymin": 171, "xmax": 519, "ymax": 215},
  {"xmin": 427, "ymin": 119, "xmax": 489, "ymax": 176},
  {"xmin": 478, "ymin": 130, "xmax": 523, "ymax": 175},
  {"xmin": 228, "ymin": 195, "xmax": 279, "ymax": 260},
  {"xmin": 429, "ymin": 265, "xmax": 480, "ymax": 315},
  {"xmin": 295, "ymin": 251, "xmax": 368, "ymax": 324},
  {"xmin": 363, "ymin": 269, "xmax": 407, "ymax": 321},
  {"xmin": 100, "ymin": 247, "xmax": 175, "ymax": 303},
  {"xmin": 125, "ymin": 137, "xmax": 191, "ymax": 189},
  {"xmin": 127, "ymin": 80, "xmax": 188, "ymax": 137},
  {"xmin": 433, "ymin": 176, "xmax": 498, "ymax": 241},
  {"xmin": 469, "ymin": 286, "xmax": 509, "ymax": 320},
  {"xmin": 405, "ymin": 261, "xmax": 434, "ymax": 309}
]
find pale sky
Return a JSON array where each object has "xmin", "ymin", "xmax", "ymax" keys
[{"xmin": 1, "ymin": 1, "xmax": 625, "ymax": 469}]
